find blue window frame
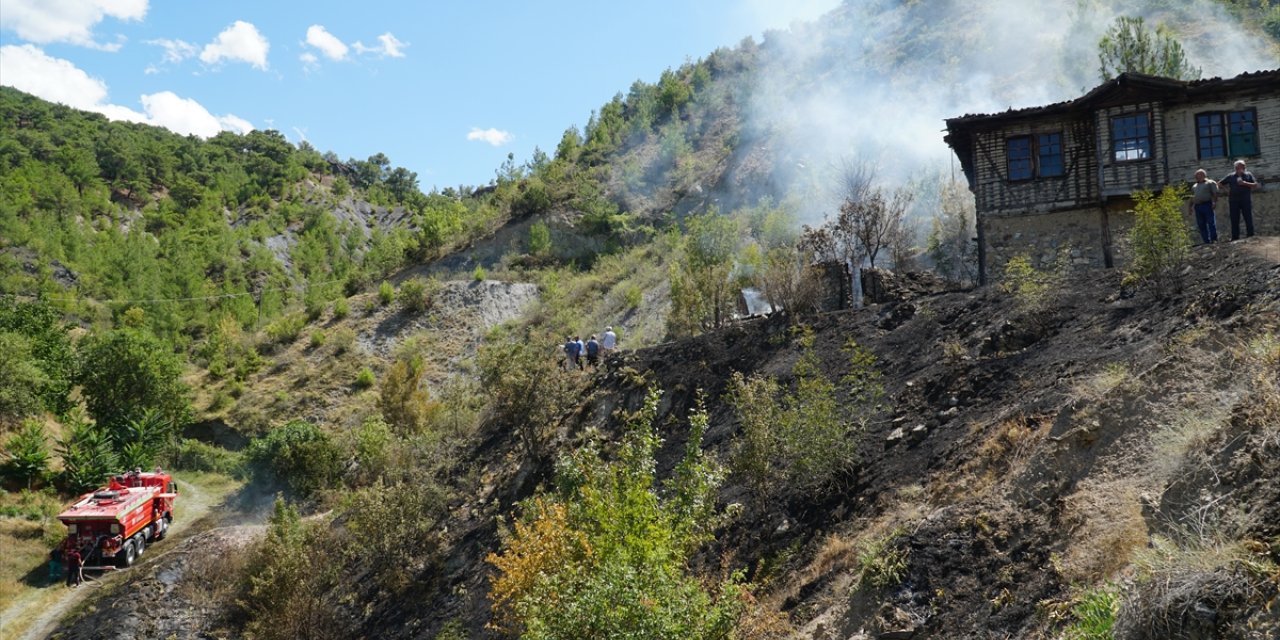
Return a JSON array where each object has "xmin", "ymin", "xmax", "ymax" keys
[
  {"xmin": 1038, "ymin": 133, "xmax": 1064, "ymax": 177},
  {"xmin": 1197, "ymin": 113, "xmax": 1227, "ymax": 159},
  {"xmin": 1112, "ymin": 113, "xmax": 1151, "ymax": 162},
  {"xmin": 1197, "ymin": 109, "xmax": 1259, "ymax": 159},
  {"xmin": 1007, "ymin": 136, "xmax": 1033, "ymax": 180},
  {"xmin": 1227, "ymin": 109, "xmax": 1258, "ymax": 156}
]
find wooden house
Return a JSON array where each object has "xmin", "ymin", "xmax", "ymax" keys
[{"xmin": 944, "ymin": 69, "xmax": 1280, "ymax": 283}]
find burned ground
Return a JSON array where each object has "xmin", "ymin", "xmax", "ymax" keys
[{"xmin": 51, "ymin": 239, "xmax": 1280, "ymax": 639}]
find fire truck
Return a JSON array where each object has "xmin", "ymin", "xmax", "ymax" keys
[{"xmin": 56, "ymin": 469, "xmax": 178, "ymax": 570}]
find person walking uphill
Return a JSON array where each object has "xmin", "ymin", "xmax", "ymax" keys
[
  {"xmin": 1190, "ymin": 169, "xmax": 1219, "ymax": 244},
  {"xmin": 563, "ymin": 336, "xmax": 580, "ymax": 371},
  {"xmin": 601, "ymin": 326, "xmax": 617, "ymax": 358},
  {"xmin": 585, "ymin": 335, "xmax": 600, "ymax": 369},
  {"xmin": 1220, "ymin": 160, "xmax": 1261, "ymax": 240}
]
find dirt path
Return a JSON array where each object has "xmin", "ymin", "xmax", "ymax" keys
[{"xmin": 1, "ymin": 473, "xmax": 235, "ymax": 640}]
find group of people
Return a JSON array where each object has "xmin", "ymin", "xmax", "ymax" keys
[
  {"xmin": 1189, "ymin": 159, "xmax": 1262, "ymax": 244},
  {"xmin": 563, "ymin": 326, "xmax": 617, "ymax": 371}
]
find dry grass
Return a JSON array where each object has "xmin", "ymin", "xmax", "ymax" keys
[
  {"xmin": 931, "ymin": 413, "xmax": 1047, "ymax": 504},
  {"xmin": 1069, "ymin": 362, "xmax": 1133, "ymax": 403},
  {"xmin": 1058, "ymin": 477, "xmax": 1149, "ymax": 584},
  {"xmin": 1148, "ymin": 405, "xmax": 1230, "ymax": 482}
]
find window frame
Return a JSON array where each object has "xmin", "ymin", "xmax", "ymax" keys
[
  {"xmin": 1003, "ymin": 131, "xmax": 1067, "ymax": 182},
  {"xmin": 1037, "ymin": 132, "xmax": 1065, "ymax": 178},
  {"xmin": 1110, "ymin": 112, "xmax": 1153, "ymax": 163},
  {"xmin": 1195, "ymin": 108, "xmax": 1261, "ymax": 160},
  {"xmin": 1006, "ymin": 135, "xmax": 1034, "ymax": 182}
]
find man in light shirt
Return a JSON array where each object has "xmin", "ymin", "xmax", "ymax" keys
[{"xmin": 601, "ymin": 326, "xmax": 618, "ymax": 358}]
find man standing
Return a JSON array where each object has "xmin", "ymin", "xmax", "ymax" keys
[
  {"xmin": 601, "ymin": 326, "xmax": 617, "ymax": 358},
  {"xmin": 585, "ymin": 335, "xmax": 600, "ymax": 369},
  {"xmin": 1189, "ymin": 169, "xmax": 1219, "ymax": 244},
  {"xmin": 65, "ymin": 545, "xmax": 83, "ymax": 587},
  {"xmin": 1220, "ymin": 160, "xmax": 1261, "ymax": 240}
]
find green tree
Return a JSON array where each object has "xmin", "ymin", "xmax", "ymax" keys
[
  {"xmin": 0, "ymin": 299, "xmax": 75, "ymax": 415},
  {"xmin": 1126, "ymin": 186, "xmax": 1193, "ymax": 287},
  {"xmin": 1098, "ymin": 16, "xmax": 1200, "ymax": 80},
  {"xmin": 244, "ymin": 420, "xmax": 344, "ymax": 497},
  {"xmin": 58, "ymin": 415, "xmax": 120, "ymax": 493},
  {"xmin": 3, "ymin": 419, "xmax": 51, "ymax": 488},
  {"xmin": 527, "ymin": 220, "xmax": 553, "ymax": 257},
  {"xmin": 667, "ymin": 210, "xmax": 744, "ymax": 337},
  {"xmin": 0, "ymin": 332, "xmax": 49, "ymax": 422},
  {"xmin": 488, "ymin": 389, "xmax": 742, "ymax": 639},
  {"xmin": 76, "ymin": 328, "xmax": 191, "ymax": 432}
]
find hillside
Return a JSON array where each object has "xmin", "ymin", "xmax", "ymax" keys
[{"xmin": 45, "ymin": 237, "xmax": 1280, "ymax": 639}]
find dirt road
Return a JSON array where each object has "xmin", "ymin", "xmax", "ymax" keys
[{"xmin": 0, "ymin": 473, "xmax": 239, "ymax": 640}]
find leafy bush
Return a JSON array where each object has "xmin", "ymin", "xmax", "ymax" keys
[
  {"xmin": 331, "ymin": 298, "xmax": 350, "ymax": 320},
  {"xmin": 379, "ymin": 354, "xmax": 442, "ymax": 434},
  {"xmin": 472, "ymin": 264, "xmax": 488, "ymax": 281},
  {"xmin": 378, "ymin": 280, "xmax": 395, "ymax": 305},
  {"xmin": 527, "ymin": 221, "xmax": 553, "ymax": 257},
  {"xmin": 2, "ymin": 420, "xmax": 51, "ymax": 488},
  {"xmin": 57, "ymin": 414, "xmax": 119, "ymax": 493},
  {"xmin": 487, "ymin": 389, "xmax": 742, "ymax": 638},
  {"xmin": 240, "ymin": 498, "xmax": 349, "ymax": 640},
  {"xmin": 328, "ymin": 327, "xmax": 356, "ymax": 355},
  {"xmin": 728, "ymin": 332, "xmax": 879, "ymax": 495},
  {"xmin": 354, "ymin": 366, "xmax": 376, "ymax": 389},
  {"xmin": 1001, "ymin": 254, "xmax": 1057, "ymax": 311},
  {"xmin": 477, "ymin": 333, "xmax": 580, "ymax": 456},
  {"xmin": 76, "ymin": 327, "xmax": 191, "ymax": 432},
  {"xmin": 168, "ymin": 438, "xmax": 243, "ymax": 475},
  {"xmin": 1126, "ymin": 186, "xmax": 1192, "ymax": 288},
  {"xmin": 0, "ymin": 298, "xmax": 76, "ymax": 416},
  {"xmin": 244, "ymin": 420, "xmax": 344, "ymax": 497},
  {"xmin": 265, "ymin": 313, "xmax": 307, "ymax": 344},
  {"xmin": 308, "ymin": 330, "xmax": 326, "ymax": 349},
  {"xmin": 0, "ymin": 332, "xmax": 49, "ymax": 423},
  {"xmin": 398, "ymin": 276, "xmax": 439, "ymax": 313}
]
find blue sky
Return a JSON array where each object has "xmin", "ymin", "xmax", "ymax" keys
[{"xmin": 0, "ymin": 0, "xmax": 838, "ymax": 190}]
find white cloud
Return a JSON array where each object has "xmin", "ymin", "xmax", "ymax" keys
[
  {"xmin": 147, "ymin": 38, "xmax": 196, "ymax": 63},
  {"xmin": 0, "ymin": 0, "xmax": 147, "ymax": 49},
  {"xmin": 305, "ymin": 25, "xmax": 348, "ymax": 61},
  {"xmin": 353, "ymin": 32, "xmax": 407, "ymax": 58},
  {"xmin": 0, "ymin": 44, "xmax": 252, "ymax": 138},
  {"xmin": 466, "ymin": 127, "xmax": 513, "ymax": 146},
  {"xmin": 200, "ymin": 20, "xmax": 270, "ymax": 70}
]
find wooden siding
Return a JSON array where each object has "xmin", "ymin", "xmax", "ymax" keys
[
  {"xmin": 969, "ymin": 115, "xmax": 1097, "ymax": 215},
  {"xmin": 1096, "ymin": 101, "xmax": 1168, "ymax": 195}
]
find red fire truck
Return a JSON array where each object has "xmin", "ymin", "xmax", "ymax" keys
[{"xmin": 56, "ymin": 469, "xmax": 178, "ymax": 569}]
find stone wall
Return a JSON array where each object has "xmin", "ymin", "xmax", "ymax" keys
[{"xmin": 983, "ymin": 206, "xmax": 1107, "ymax": 274}]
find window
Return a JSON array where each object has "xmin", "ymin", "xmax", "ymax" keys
[
  {"xmin": 1007, "ymin": 136, "xmax": 1033, "ymax": 180},
  {"xmin": 1197, "ymin": 109, "xmax": 1258, "ymax": 159},
  {"xmin": 1005, "ymin": 132, "xmax": 1064, "ymax": 181},
  {"xmin": 1112, "ymin": 113, "xmax": 1151, "ymax": 162},
  {"xmin": 1038, "ymin": 133, "xmax": 1064, "ymax": 177}
]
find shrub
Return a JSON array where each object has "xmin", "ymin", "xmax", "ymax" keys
[
  {"xmin": 487, "ymin": 389, "xmax": 742, "ymax": 638},
  {"xmin": 1125, "ymin": 186, "xmax": 1191, "ymax": 288},
  {"xmin": 331, "ymin": 298, "xmax": 350, "ymax": 320},
  {"xmin": 2, "ymin": 420, "xmax": 51, "ymax": 489},
  {"xmin": 354, "ymin": 367, "xmax": 375, "ymax": 389},
  {"xmin": 477, "ymin": 334, "xmax": 579, "ymax": 456},
  {"xmin": 1001, "ymin": 254, "xmax": 1055, "ymax": 311},
  {"xmin": 728, "ymin": 332, "xmax": 878, "ymax": 495},
  {"xmin": 856, "ymin": 528, "xmax": 910, "ymax": 590},
  {"xmin": 265, "ymin": 313, "xmax": 307, "ymax": 344},
  {"xmin": 472, "ymin": 264, "xmax": 488, "ymax": 281},
  {"xmin": 57, "ymin": 415, "xmax": 119, "ymax": 493},
  {"xmin": 527, "ymin": 221, "xmax": 553, "ymax": 257},
  {"xmin": 329, "ymin": 327, "xmax": 356, "ymax": 355},
  {"xmin": 240, "ymin": 498, "xmax": 349, "ymax": 640},
  {"xmin": 309, "ymin": 331, "xmax": 326, "ymax": 349},
  {"xmin": 244, "ymin": 420, "xmax": 344, "ymax": 497},
  {"xmin": 379, "ymin": 354, "xmax": 442, "ymax": 434},
  {"xmin": 378, "ymin": 280, "xmax": 395, "ymax": 305},
  {"xmin": 1063, "ymin": 584, "xmax": 1120, "ymax": 640},
  {"xmin": 168, "ymin": 438, "xmax": 243, "ymax": 475}
]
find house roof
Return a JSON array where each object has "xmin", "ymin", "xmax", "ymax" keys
[{"xmin": 943, "ymin": 68, "xmax": 1280, "ymax": 184}]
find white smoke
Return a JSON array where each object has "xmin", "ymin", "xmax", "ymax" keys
[{"xmin": 745, "ymin": 0, "xmax": 1279, "ymax": 222}]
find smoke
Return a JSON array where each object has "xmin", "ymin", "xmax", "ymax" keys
[{"xmin": 744, "ymin": 0, "xmax": 1278, "ymax": 223}]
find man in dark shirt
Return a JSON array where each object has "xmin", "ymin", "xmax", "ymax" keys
[{"xmin": 1219, "ymin": 160, "xmax": 1261, "ymax": 240}]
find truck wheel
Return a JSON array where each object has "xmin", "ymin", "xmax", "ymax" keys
[
  {"xmin": 116, "ymin": 540, "xmax": 136, "ymax": 568},
  {"xmin": 134, "ymin": 534, "xmax": 146, "ymax": 557}
]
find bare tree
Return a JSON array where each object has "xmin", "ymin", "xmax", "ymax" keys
[
  {"xmin": 840, "ymin": 187, "xmax": 914, "ymax": 269},
  {"xmin": 926, "ymin": 179, "xmax": 979, "ymax": 284}
]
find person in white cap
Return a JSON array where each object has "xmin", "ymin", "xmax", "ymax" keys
[{"xmin": 600, "ymin": 326, "xmax": 617, "ymax": 359}]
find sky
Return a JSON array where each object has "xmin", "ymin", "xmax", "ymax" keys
[{"xmin": 0, "ymin": 0, "xmax": 839, "ymax": 190}]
